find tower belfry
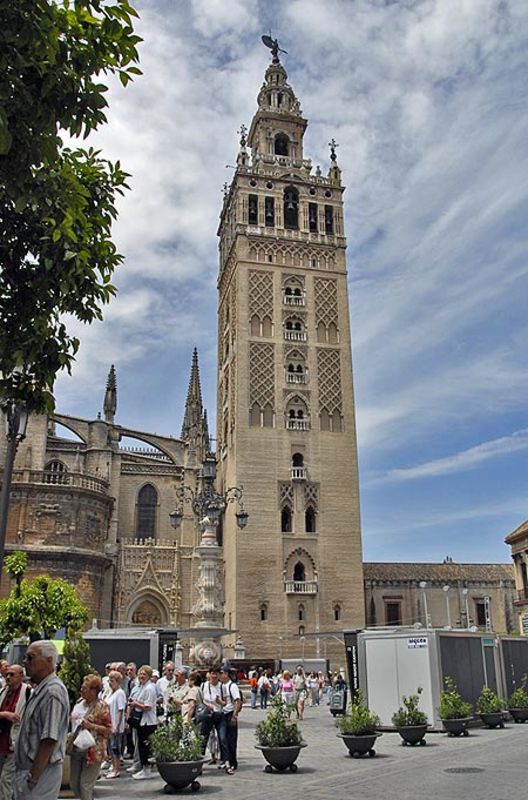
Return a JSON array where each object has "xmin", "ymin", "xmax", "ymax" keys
[{"xmin": 217, "ymin": 41, "xmax": 364, "ymax": 662}]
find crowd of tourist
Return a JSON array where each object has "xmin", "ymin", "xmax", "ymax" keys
[{"xmin": 0, "ymin": 644, "xmax": 346, "ymax": 800}]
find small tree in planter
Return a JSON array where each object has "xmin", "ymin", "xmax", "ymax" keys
[
  {"xmin": 255, "ymin": 696, "xmax": 306, "ymax": 773},
  {"xmin": 508, "ymin": 675, "xmax": 528, "ymax": 723},
  {"xmin": 439, "ymin": 677, "xmax": 472, "ymax": 737},
  {"xmin": 392, "ymin": 687, "xmax": 429, "ymax": 746},
  {"xmin": 149, "ymin": 716, "xmax": 204, "ymax": 792},
  {"xmin": 476, "ymin": 685, "xmax": 505, "ymax": 729},
  {"xmin": 336, "ymin": 692, "xmax": 381, "ymax": 758}
]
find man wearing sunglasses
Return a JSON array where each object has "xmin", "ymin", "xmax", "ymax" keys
[{"xmin": 0, "ymin": 665, "xmax": 30, "ymax": 800}]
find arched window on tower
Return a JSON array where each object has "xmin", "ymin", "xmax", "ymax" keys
[
  {"xmin": 260, "ymin": 603, "xmax": 268, "ymax": 621},
  {"xmin": 281, "ymin": 506, "xmax": 292, "ymax": 533},
  {"xmin": 283, "ymin": 186, "xmax": 299, "ymax": 229},
  {"xmin": 305, "ymin": 506, "xmax": 316, "ymax": 533},
  {"xmin": 293, "ymin": 561, "xmax": 306, "ymax": 582},
  {"xmin": 136, "ymin": 484, "xmax": 158, "ymax": 540},
  {"xmin": 298, "ymin": 603, "xmax": 305, "ymax": 621},
  {"xmin": 275, "ymin": 133, "xmax": 289, "ymax": 156},
  {"xmin": 334, "ymin": 604, "xmax": 342, "ymax": 622}
]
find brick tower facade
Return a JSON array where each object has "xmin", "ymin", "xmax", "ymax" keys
[{"xmin": 216, "ymin": 46, "xmax": 364, "ymax": 663}]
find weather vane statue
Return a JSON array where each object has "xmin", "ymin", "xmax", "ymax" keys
[{"xmin": 261, "ymin": 33, "xmax": 288, "ymax": 64}]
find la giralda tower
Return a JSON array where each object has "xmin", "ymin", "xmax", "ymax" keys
[{"xmin": 216, "ymin": 39, "xmax": 364, "ymax": 664}]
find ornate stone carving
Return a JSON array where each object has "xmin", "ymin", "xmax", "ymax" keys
[{"xmin": 314, "ymin": 278, "xmax": 338, "ymax": 326}]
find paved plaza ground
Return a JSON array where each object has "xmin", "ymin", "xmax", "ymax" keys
[{"xmin": 87, "ymin": 704, "xmax": 527, "ymax": 800}]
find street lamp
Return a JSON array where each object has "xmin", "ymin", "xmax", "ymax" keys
[
  {"xmin": 443, "ymin": 585, "xmax": 452, "ymax": 629},
  {"xmin": 169, "ymin": 454, "xmax": 248, "ymax": 644},
  {"xmin": 419, "ymin": 581, "xmax": 431, "ymax": 628},
  {"xmin": 169, "ymin": 454, "xmax": 248, "ymax": 545},
  {"xmin": 0, "ymin": 399, "xmax": 29, "ymax": 578}
]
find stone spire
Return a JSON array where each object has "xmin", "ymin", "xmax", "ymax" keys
[
  {"xmin": 181, "ymin": 348, "xmax": 203, "ymax": 440},
  {"xmin": 103, "ymin": 365, "xmax": 117, "ymax": 424}
]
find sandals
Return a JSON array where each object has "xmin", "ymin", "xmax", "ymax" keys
[{"xmin": 225, "ymin": 766, "xmax": 235, "ymax": 775}]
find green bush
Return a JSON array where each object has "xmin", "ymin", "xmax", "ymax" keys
[
  {"xmin": 392, "ymin": 687, "xmax": 428, "ymax": 727},
  {"xmin": 508, "ymin": 676, "xmax": 528, "ymax": 709},
  {"xmin": 255, "ymin": 696, "xmax": 303, "ymax": 747},
  {"xmin": 476, "ymin": 685, "xmax": 503, "ymax": 714},
  {"xmin": 149, "ymin": 716, "xmax": 203, "ymax": 762},
  {"xmin": 336, "ymin": 692, "xmax": 380, "ymax": 736},
  {"xmin": 439, "ymin": 677, "xmax": 472, "ymax": 720}
]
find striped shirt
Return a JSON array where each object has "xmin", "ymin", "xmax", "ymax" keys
[{"xmin": 15, "ymin": 673, "xmax": 69, "ymax": 770}]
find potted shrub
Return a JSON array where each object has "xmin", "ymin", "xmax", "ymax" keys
[
  {"xmin": 149, "ymin": 715, "xmax": 205, "ymax": 791},
  {"xmin": 439, "ymin": 677, "xmax": 472, "ymax": 737},
  {"xmin": 508, "ymin": 676, "xmax": 528, "ymax": 723},
  {"xmin": 336, "ymin": 692, "xmax": 381, "ymax": 758},
  {"xmin": 392, "ymin": 687, "xmax": 429, "ymax": 746},
  {"xmin": 476, "ymin": 685, "xmax": 505, "ymax": 729},
  {"xmin": 255, "ymin": 696, "xmax": 307, "ymax": 773}
]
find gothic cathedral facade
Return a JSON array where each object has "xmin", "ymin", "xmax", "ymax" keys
[{"xmin": 216, "ymin": 50, "xmax": 365, "ymax": 661}]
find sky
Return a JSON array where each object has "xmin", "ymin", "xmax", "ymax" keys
[{"xmin": 54, "ymin": 0, "xmax": 528, "ymax": 564}]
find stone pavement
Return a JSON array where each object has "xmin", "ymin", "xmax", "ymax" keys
[{"xmin": 89, "ymin": 704, "xmax": 528, "ymax": 800}]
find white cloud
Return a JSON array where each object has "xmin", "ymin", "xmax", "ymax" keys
[{"xmin": 369, "ymin": 429, "xmax": 528, "ymax": 485}]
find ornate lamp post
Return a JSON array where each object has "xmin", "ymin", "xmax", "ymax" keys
[
  {"xmin": 169, "ymin": 454, "xmax": 248, "ymax": 665},
  {"xmin": 0, "ymin": 399, "xmax": 29, "ymax": 579}
]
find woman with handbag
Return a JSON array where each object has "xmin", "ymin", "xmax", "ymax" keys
[
  {"xmin": 69, "ymin": 674, "xmax": 112, "ymax": 800},
  {"xmin": 129, "ymin": 665, "xmax": 158, "ymax": 780}
]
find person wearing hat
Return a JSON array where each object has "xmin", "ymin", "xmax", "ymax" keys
[{"xmin": 218, "ymin": 669, "xmax": 241, "ymax": 775}]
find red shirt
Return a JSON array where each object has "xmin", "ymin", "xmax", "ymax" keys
[{"xmin": 0, "ymin": 685, "xmax": 21, "ymax": 754}]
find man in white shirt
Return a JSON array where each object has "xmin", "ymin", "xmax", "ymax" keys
[
  {"xmin": 218, "ymin": 669, "xmax": 241, "ymax": 774},
  {"xmin": 157, "ymin": 662, "xmax": 175, "ymax": 714}
]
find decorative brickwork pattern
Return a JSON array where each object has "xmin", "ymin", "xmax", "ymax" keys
[
  {"xmin": 314, "ymin": 278, "xmax": 338, "ymax": 326},
  {"xmin": 279, "ymin": 482, "xmax": 294, "ymax": 508},
  {"xmin": 304, "ymin": 483, "xmax": 319, "ymax": 509},
  {"xmin": 248, "ymin": 240, "xmax": 336, "ymax": 270},
  {"xmin": 248, "ymin": 271, "xmax": 274, "ymax": 320},
  {"xmin": 249, "ymin": 342, "xmax": 275, "ymax": 409},
  {"xmin": 317, "ymin": 349, "xmax": 342, "ymax": 414}
]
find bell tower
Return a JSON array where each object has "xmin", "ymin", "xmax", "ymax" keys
[{"xmin": 217, "ymin": 40, "xmax": 364, "ymax": 663}]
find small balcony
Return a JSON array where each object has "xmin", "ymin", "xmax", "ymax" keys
[
  {"xmin": 283, "ymin": 294, "xmax": 305, "ymax": 306},
  {"xmin": 291, "ymin": 467, "xmax": 307, "ymax": 480},
  {"xmin": 11, "ymin": 469, "xmax": 109, "ymax": 495},
  {"xmin": 285, "ymin": 580, "xmax": 318, "ymax": 595},
  {"xmin": 286, "ymin": 372, "xmax": 307, "ymax": 384},
  {"xmin": 284, "ymin": 330, "xmax": 307, "ymax": 342},
  {"xmin": 514, "ymin": 588, "xmax": 528, "ymax": 605},
  {"xmin": 286, "ymin": 420, "xmax": 310, "ymax": 431}
]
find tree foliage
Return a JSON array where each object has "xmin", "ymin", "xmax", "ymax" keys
[
  {"xmin": 60, "ymin": 631, "xmax": 95, "ymax": 706},
  {"xmin": 0, "ymin": 0, "xmax": 141, "ymax": 412},
  {"xmin": 0, "ymin": 554, "xmax": 89, "ymax": 644}
]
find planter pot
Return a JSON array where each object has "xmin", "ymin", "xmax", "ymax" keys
[
  {"xmin": 337, "ymin": 732, "xmax": 382, "ymax": 758},
  {"xmin": 395, "ymin": 724, "xmax": 428, "ymax": 746},
  {"xmin": 478, "ymin": 711, "xmax": 504, "ymax": 729},
  {"xmin": 509, "ymin": 707, "xmax": 528, "ymax": 724},
  {"xmin": 441, "ymin": 717, "xmax": 472, "ymax": 737},
  {"xmin": 156, "ymin": 759, "xmax": 205, "ymax": 793},
  {"xmin": 255, "ymin": 743, "xmax": 307, "ymax": 773}
]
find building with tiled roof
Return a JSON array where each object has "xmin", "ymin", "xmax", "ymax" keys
[{"xmin": 364, "ymin": 558, "xmax": 516, "ymax": 632}]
